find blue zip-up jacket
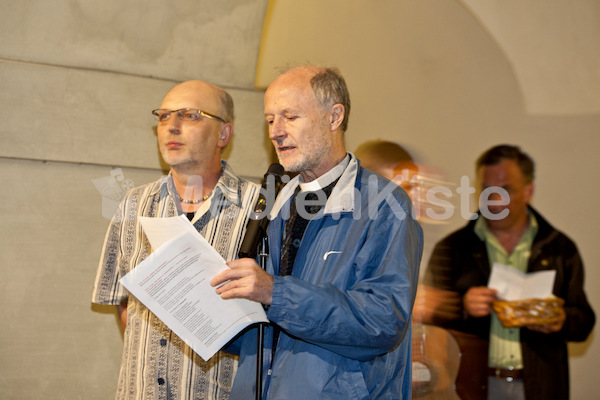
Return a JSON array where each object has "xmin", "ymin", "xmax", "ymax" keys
[{"xmin": 229, "ymin": 155, "xmax": 423, "ymax": 399}]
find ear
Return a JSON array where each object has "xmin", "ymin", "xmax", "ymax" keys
[
  {"xmin": 217, "ymin": 123, "xmax": 233, "ymax": 148},
  {"xmin": 525, "ymin": 182, "xmax": 535, "ymax": 203},
  {"xmin": 329, "ymin": 104, "xmax": 345, "ymax": 132}
]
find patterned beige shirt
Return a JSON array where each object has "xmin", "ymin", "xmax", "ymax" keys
[{"xmin": 92, "ymin": 162, "xmax": 259, "ymax": 400}]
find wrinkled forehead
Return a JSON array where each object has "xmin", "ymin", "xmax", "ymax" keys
[
  {"xmin": 269, "ymin": 73, "xmax": 310, "ymax": 95},
  {"xmin": 265, "ymin": 76, "xmax": 319, "ymax": 113},
  {"xmin": 268, "ymin": 66, "xmax": 322, "ymax": 95}
]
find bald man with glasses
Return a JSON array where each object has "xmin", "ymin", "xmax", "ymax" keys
[{"xmin": 92, "ymin": 80, "xmax": 260, "ymax": 400}]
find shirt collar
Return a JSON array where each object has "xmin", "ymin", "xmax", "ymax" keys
[
  {"xmin": 298, "ymin": 154, "xmax": 350, "ymax": 192},
  {"xmin": 157, "ymin": 160, "xmax": 242, "ymax": 207},
  {"xmin": 475, "ymin": 209, "xmax": 539, "ymax": 242},
  {"xmin": 270, "ymin": 153, "xmax": 358, "ymax": 217}
]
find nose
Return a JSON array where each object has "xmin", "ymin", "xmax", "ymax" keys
[
  {"xmin": 268, "ymin": 117, "xmax": 286, "ymax": 140},
  {"xmin": 168, "ymin": 114, "xmax": 183, "ymax": 134},
  {"xmin": 481, "ymin": 189, "xmax": 510, "ymax": 214},
  {"xmin": 487, "ymin": 190, "xmax": 508, "ymax": 203}
]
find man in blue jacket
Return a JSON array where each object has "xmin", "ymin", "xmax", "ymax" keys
[{"xmin": 211, "ymin": 66, "xmax": 423, "ymax": 399}]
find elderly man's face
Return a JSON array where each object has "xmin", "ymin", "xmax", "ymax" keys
[{"xmin": 264, "ymin": 70, "xmax": 335, "ymax": 181}]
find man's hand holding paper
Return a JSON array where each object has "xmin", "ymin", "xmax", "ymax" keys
[
  {"xmin": 119, "ymin": 215, "xmax": 268, "ymax": 361},
  {"xmin": 488, "ymin": 263, "xmax": 565, "ymax": 331}
]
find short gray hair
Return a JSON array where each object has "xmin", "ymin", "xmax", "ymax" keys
[{"xmin": 310, "ymin": 67, "xmax": 351, "ymax": 132}]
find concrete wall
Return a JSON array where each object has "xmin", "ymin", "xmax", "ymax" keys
[
  {"xmin": 2, "ymin": 0, "xmax": 598, "ymax": 399},
  {"xmin": 0, "ymin": 1, "xmax": 269, "ymax": 398}
]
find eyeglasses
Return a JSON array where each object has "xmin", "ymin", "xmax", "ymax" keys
[{"xmin": 151, "ymin": 108, "xmax": 227, "ymax": 124}]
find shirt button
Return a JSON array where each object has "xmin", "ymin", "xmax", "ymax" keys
[
  {"xmin": 160, "ymin": 338, "xmax": 167, "ymax": 346},
  {"xmin": 158, "ymin": 378, "xmax": 165, "ymax": 385}
]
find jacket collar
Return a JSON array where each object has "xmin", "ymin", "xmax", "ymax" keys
[{"xmin": 270, "ymin": 153, "xmax": 360, "ymax": 218}]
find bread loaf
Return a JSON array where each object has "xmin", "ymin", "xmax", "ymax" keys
[{"xmin": 492, "ymin": 297, "xmax": 564, "ymax": 328}]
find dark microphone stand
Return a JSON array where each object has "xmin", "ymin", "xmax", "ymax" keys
[
  {"xmin": 238, "ymin": 164, "xmax": 284, "ymax": 400},
  {"xmin": 254, "ymin": 235, "xmax": 268, "ymax": 400}
]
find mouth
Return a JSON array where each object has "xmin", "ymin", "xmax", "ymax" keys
[
  {"xmin": 166, "ymin": 141, "xmax": 184, "ymax": 149},
  {"xmin": 277, "ymin": 145, "xmax": 296, "ymax": 154},
  {"xmin": 487, "ymin": 208, "xmax": 509, "ymax": 219}
]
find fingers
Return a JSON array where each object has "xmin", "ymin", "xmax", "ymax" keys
[
  {"xmin": 469, "ymin": 286, "xmax": 498, "ymax": 297},
  {"xmin": 210, "ymin": 258, "xmax": 259, "ymax": 287},
  {"xmin": 464, "ymin": 286, "xmax": 498, "ymax": 317},
  {"xmin": 209, "ymin": 258, "xmax": 273, "ymax": 305},
  {"xmin": 215, "ymin": 273, "xmax": 273, "ymax": 305},
  {"xmin": 215, "ymin": 275, "xmax": 254, "ymax": 297}
]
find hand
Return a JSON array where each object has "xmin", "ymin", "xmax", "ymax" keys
[
  {"xmin": 412, "ymin": 285, "xmax": 462, "ymax": 323},
  {"xmin": 117, "ymin": 303, "xmax": 127, "ymax": 331},
  {"xmin": 210, "ymin": 258, "xmax": 274, "ymax": 305},
  {"xmin": 525, "ymin": 306, "xmax": 566, "ymax": 334},
  {"xmin": 463, "ymin": 286, "xmax": 497, "ymax": 318}
]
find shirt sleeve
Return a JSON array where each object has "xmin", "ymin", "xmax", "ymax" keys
[
  {"xmin": 556, "ymin": 239, "xmax": 595, "ymax": 341},
  {"xmin": 91, "ymin": 198, "xmax": 129, "ymax": 306}
]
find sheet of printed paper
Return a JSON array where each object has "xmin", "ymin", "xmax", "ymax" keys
[
  {"xmin": 488, "ymin": 262, "xmax": 556, "ymax": 301},
  {"xmin": 138, "ymin": 215, "xmax": 203, "ymax": 249},
  {"xmin": 120, "ymin": 215, "xmax": 268, "ymax": 361}
]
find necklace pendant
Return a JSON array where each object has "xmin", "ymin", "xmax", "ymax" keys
[{"xmin": 176, "ymin": 190, "xmax": 212, "ymax": 204}]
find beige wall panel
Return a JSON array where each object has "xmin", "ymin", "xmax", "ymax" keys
[
  {"xmin": 0, "ymin": 0, "xmax": 268, "ymax": 88},
  {"xmin": 459, "ymin": 0, "xmax": 600, "ymax": 115},
  {"xmin": 0, "ymin": 60, "xmax": 270, "ymax": 177},
  {"xmin": 0, "ymin": 60, "xmax": 169, "ymax": 169},
  {"xmin": 0, "ymin": 158, "xmax": 165, "ymax": 399}
]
